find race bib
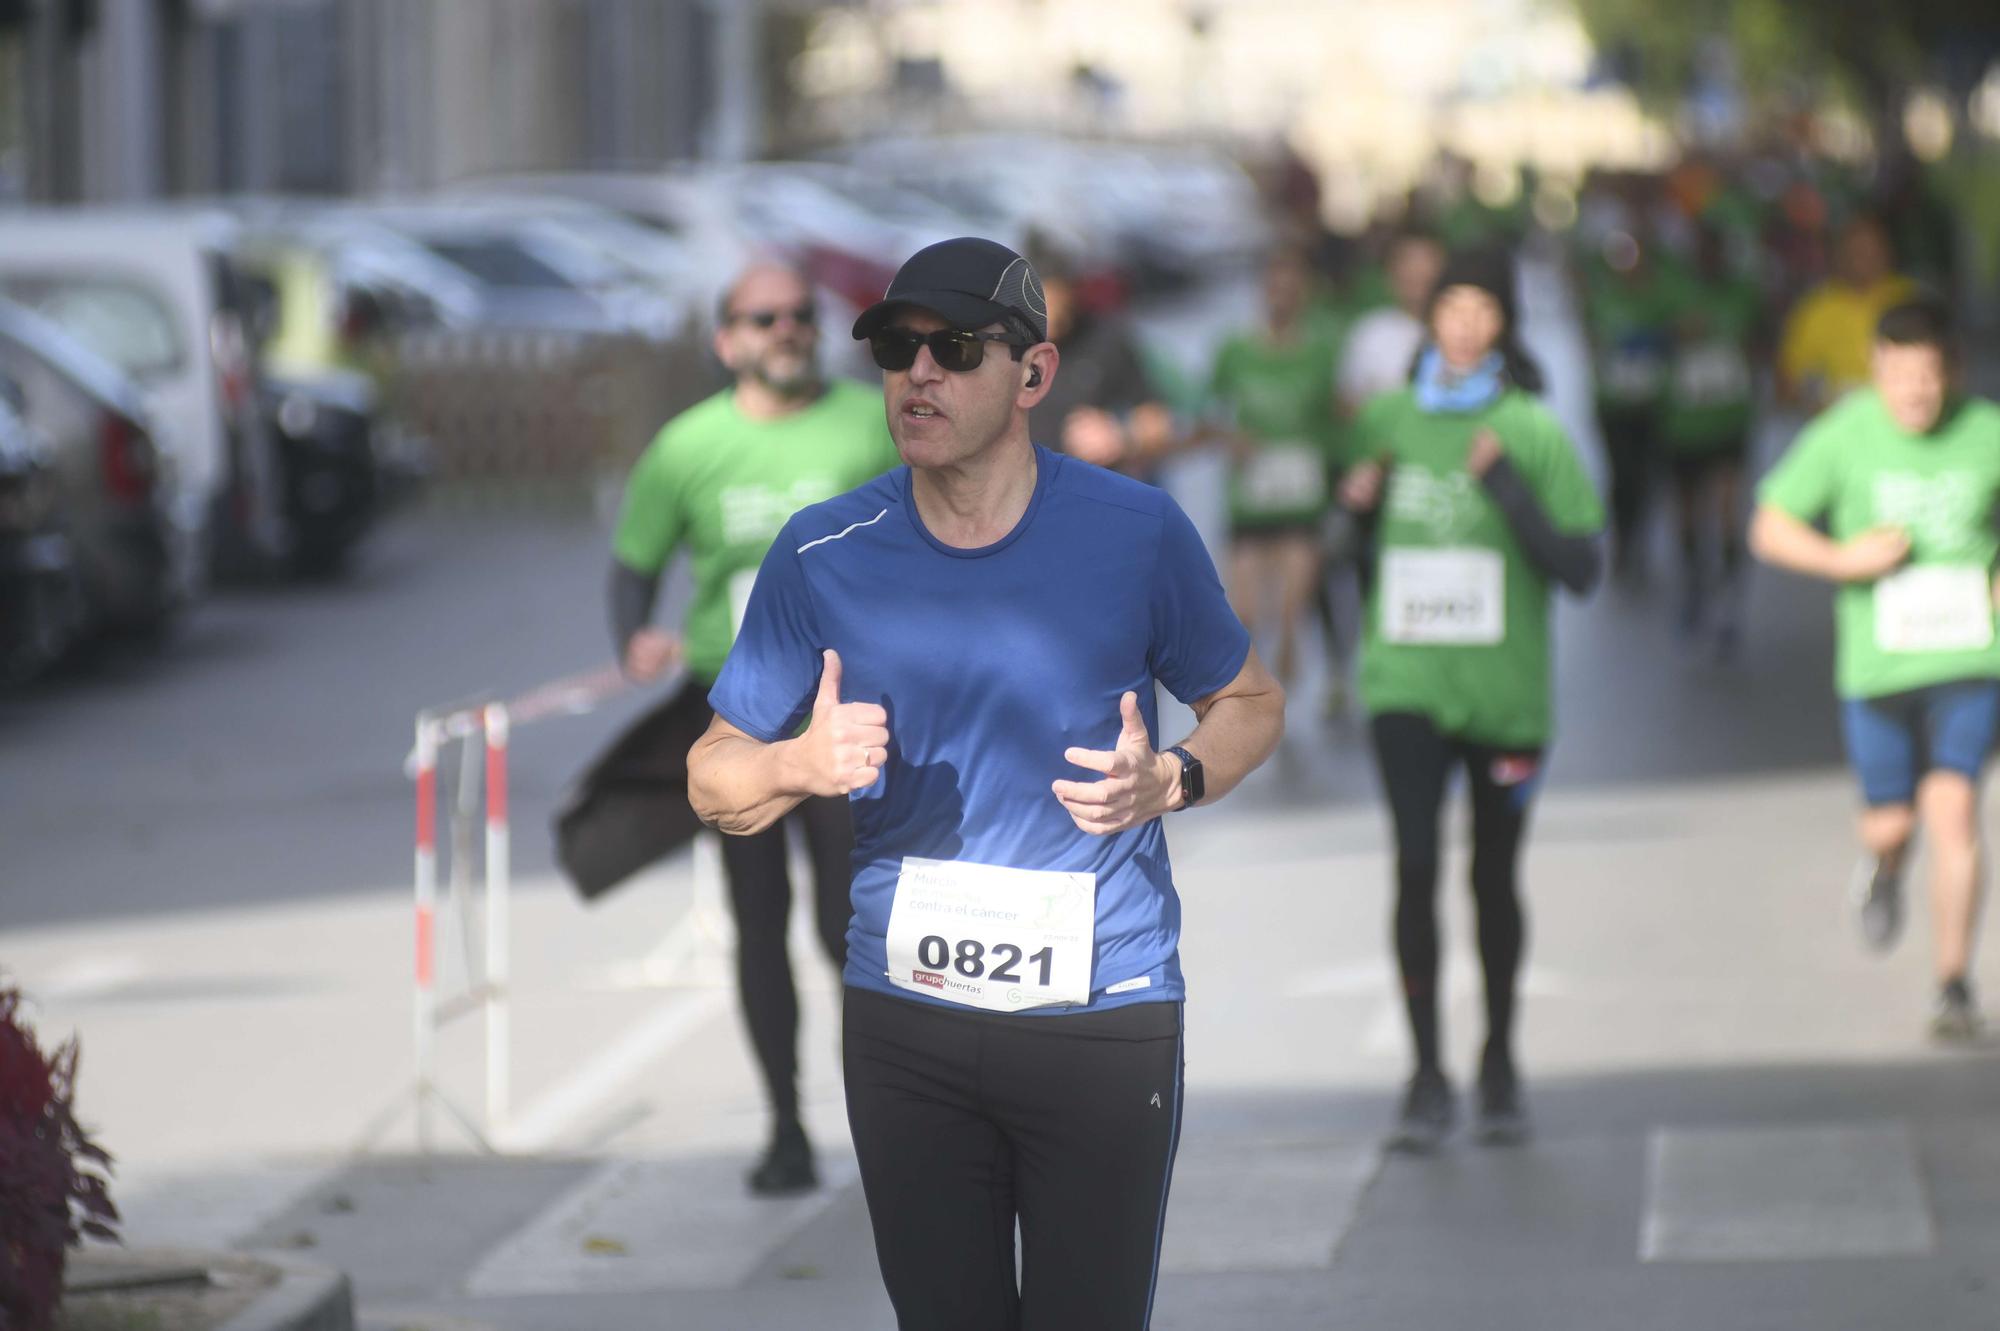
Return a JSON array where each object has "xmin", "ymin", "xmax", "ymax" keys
[
  {"xmin": 884, "ymin": 858, "xmax": 1095, "ymax": 1012},
  {"xmin": 1600, "ymin": 347, "xmax": 1666, "ymax": 402},
  {"xmin": 1671, "ymin": 341, "xmax": 1752, "ymax": 408},
  {"xmin": 1874, "ymin": 565, "xmax": 1995, "ymax": 654},
  {"xmin": 1240, "ymin": 443, "xmax": 1326, "ymax": 512},
  {"xmin": 1381, "ymin": 548, "xmax": 1505, "ymax": 645},
  {"xmin": 727, "ymin": 568, "xmax": 757, "ymax": 640}
]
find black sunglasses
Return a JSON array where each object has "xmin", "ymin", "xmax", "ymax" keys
[
  {"xmin": 732, "ymin": 304, "xmax": 817, "ymax": 330},
  {"xmin": 868, "ymin": 327, "xmax": 1026, "ymax": 373}
]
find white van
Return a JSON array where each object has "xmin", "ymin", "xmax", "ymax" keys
[{"xmin": 0, "ymin": 207, "xmax": 288, "ymax": 587}]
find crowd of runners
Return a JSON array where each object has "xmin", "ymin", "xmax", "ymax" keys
[{"xmin": 573, "ymin": 141, "xmax": 1999, "ymax": 1327}]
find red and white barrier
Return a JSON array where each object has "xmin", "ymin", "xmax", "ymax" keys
[{"xmin": 404, "ymin": 664, "xmax": 637, "ymax": 1154}]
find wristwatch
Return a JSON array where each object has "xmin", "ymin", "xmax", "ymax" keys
[{"xmin": 1165, "ymin": 745, "xmax": 1204, "ymax": 810}]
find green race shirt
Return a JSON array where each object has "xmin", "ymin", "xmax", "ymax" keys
[
  {"xmin": 1585, "ymin": 269, "xmax": 1676, "ymax": 411},
  {"xmin": 1757, "ymin": 391, "xmax": 2000, "ymax": 700},
  {"xmin": 1208, "ymin": 330, "xmax": 1341, "ymax": 529},
  {"xmin": 1660, "ymin": 269, "xmax": 1762, "ymax": 455},
  {"xmin": 1354, "ymin": 387, "xmax": 1605, "ymax": 747},
  {"xmin": 613, "ymin": 379, "xmax": 900, "ymax": 682}
]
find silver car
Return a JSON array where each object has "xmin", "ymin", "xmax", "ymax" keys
[
  {"xmin": 0, "ymin": 385, "xmax": 80, "ymax": 680},
  {"xmin": 0, "ymin": 302, "xmax": 180, "ymax": 638}
]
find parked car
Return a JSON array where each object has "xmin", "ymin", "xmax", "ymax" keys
[
  {"xmin": 233, "ymin": 238, "xmax": 434, "ymax": 573},
  {"xmin": 257, "ymin": 366, "xmax": 384, "ymax": 577},
  {"xmin": 0, "ymin": 301, "xmax": 181, "ymax": 640},
  {"xmin": 0, "ymin": 207, "xmax": 289, "ymax": 584},
  {"xmin": 327, "ymin": 202, "xmax": 685, "ymax": 340},
  {"xmin": 442, "ymin": 170, "xmax": 758, "ymax": 309},
  {"xmin": 447, "ymin": 164, "xmax": 994, "ymax": 377},
  {"xmin": 0, "ymin": 382, "xmax": 81, "ymax": 681}
]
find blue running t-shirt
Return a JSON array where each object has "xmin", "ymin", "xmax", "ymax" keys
[{"xmin": 708, "ymin": 445, "xmax": 1251, "ymax": 1014}]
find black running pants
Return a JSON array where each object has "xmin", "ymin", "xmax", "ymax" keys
[
  {"xmin": 716, "ymin": 767, "xmax": 853, "ymax": 1130},
  {"xmin": 1368, "ymin": 711, "xmax": 1542, "ymax": 1075},
  {"xmin": 843, "ymin": 988, "xmax": 1185, "ymax": 1331}
]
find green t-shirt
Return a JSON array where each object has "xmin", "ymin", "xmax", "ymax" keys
[
  {"xmin": 1757, "ymin": 391, "xmax": 2000, "ymax": 700},
  {"xmin": 1208, "ymin": 330, "xmax": 1341, "ymax": 529},
  {"xmin": 1354, "ymin": 388, "xmax": 1605, "ymax": 746},
  {"xmin": 613, "ymin": 379, "xmax": 900, "ymax": 682},
  {"xmin": 1585, "ymin": 269, "xmax": 1677, "ymax": 411},
  {"xmin": 1660, "ymin": 269, "xmax": 1762, "ymax": 454}
]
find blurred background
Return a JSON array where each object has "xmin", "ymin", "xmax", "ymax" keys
[
  {"xmin": 0, "ymin": 0, "xmax": 1994, "ymax": 676},
  {"xmin": 6, "ymin": 3, "xmax": 2000, "ymax": 1328}
]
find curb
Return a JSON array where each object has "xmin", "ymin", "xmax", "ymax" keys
[{"xmin": 215, "ymin": 1252, "xmax": 354, "ymax": 1331}]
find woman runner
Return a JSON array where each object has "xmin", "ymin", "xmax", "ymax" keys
[{"xmin": 1339, "ymin": 248, "xmax": 1606, "ymax": 1150}]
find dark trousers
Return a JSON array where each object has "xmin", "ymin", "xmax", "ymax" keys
[
  {"xmin": 1369, "ymin": 711, "xmax": 1542, "ymax": 1076},
  {"xmin": 1596, "ymin": 405, "xmax": 1658, "ymax": 568},
  {"xmin": 720, "ymin": 791, "xmax": 852, "ymax": 1129},
  {"xmin": 844, "ymin": 988, "xmax": 1184, "ymax": 1330}
]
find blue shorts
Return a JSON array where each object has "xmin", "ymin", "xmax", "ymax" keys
[{"xmin": 1840, "ymin": 680, "xmax": 2000, "ymax": 807}]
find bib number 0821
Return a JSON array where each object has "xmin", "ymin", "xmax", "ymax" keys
[{"xmin": 916, "ymin": 935, "xmax": 1054, "ymax": 986}]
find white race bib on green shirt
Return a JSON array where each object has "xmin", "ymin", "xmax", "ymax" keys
[
  {"xmin": 1600, "ymin": 348, "xmax": 1666, "ymax": 402},
  {"xmin": 1381, "ymin": 547, "xmax": 1505, "ymax": 645},
  {"xmin": 1672, "ymin": 341, "xmax": 1751, "ymax": 407},
  {"xmin": 1240, "ymin": 443, "xmax": 1325, "ymax": 512},
  {"xmin": 884, "ymin": 857, "xmax": 1095, "ymax": 1012},
  {"xmin": 1873, "ymin": 565, "xmax": 1995, "ymax": 654}
]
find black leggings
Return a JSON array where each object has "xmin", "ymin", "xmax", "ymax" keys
[
  {"xmin": 1368, "ymin": 712, "xmax": 1542, "ymax": 1078},
  {"xmin": 718, "ymin": 792, "xmax": 853, "ymax": 1130},
  {"xmin": 844, "ymin": 988, "xmax": 1184, "ymax": 1331},
  {"xmin": 1596, "ymin": 405, "xmax": 1657, "ymax": 566}
]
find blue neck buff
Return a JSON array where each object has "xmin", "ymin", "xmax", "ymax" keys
[{"xmin": 1414, "ymin": 347, "xmax": 1505, "ymax": 414}]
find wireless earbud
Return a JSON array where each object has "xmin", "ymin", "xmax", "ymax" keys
[{"xmin": 1026, "ymin": 366, "xmax": 1043, "ymax": 389}]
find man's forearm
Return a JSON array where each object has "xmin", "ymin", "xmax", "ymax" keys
[
  {"xmin": 1749, "ymin": 506, "xmax": 1844, "ymax": 581},
  {"xmin": 1173, "ymin": 683, "xmax": 1285, "ymax": 809},
  {"xmin": 688, "ymin": 732, "xmax": 812, "ymax": 835}
]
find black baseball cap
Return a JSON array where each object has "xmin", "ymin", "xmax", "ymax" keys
[{"xmin": 852, "ymin": 237, "xmax": 1049, "ymax": 344}]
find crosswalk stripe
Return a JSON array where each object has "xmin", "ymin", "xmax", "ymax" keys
[
  {"xmin": 1641, "ymin": 1121, "xmax": 1935, "ymax": 1262},
  {"xmin": 1161, "ymin": 1142, "xmax": 1379, "ymax": 1274}
]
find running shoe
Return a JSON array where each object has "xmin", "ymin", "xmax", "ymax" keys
[
  {"xmin": 1930, "ymin": 978, "xmax": 1983, "ymax": 1044},
  {"xmin": 1386, "ymin": 1068, "xmax": 1455, "ymax": 1154},
  {"xmin": 747, "ymin": 1126, "xmax": 817, "ymax": 1196},
  {"xmin": 1475, "ymin": 1064, "xmax": 1531, "ymax": 1147},
  {"xmin": 1850, "ymin": 853, "xmax": 1904, "ymax": 952}
]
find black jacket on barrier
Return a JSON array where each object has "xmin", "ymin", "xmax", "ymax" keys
[{"xmin": 553, "ymin": 677, "xmax": 711, "ymax": 902}]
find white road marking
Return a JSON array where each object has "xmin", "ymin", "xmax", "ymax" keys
[
  {"xmin": 497, "ymin": 989, "xmax": 729, "ymax": 1155},
  {"xmin": 1641, "ymin": 1121, "xmax": 1935, "ymax": 1262},
  {"xmin": 1161, "ymin": 1141, "xmax": 1380, "ymax": 1273}
]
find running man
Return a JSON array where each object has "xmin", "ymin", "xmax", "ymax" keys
[
  {"xmin": 1029, "ymin": 251, "xmax": 1176, "ymax": 480},
  {"xmin": 1340, "ymin": 248, "xmax": 1604, "ymax": 1151},
  {"xmin": 1777, "ymin": 214, "xmax": 1915, "ymax": 413},
  {"xmin": 1208, "ymin": 248, "xmax": 1344, "ymax": 689},
  {"xmin": 1750, "ymin": 298, "xmax": 2000, "ymax": 1041},
  {"xmin": 1659, "ymin": 222, "xmax": 1766, "ymax": 651},
  {"xmin": 1581, "ymin": 225, "xmax": 1675, "ymax": 577},
  {"xmin": 688, "ymin": 237, "xmax": 1285, "ymax": 1329},
  {"xmin": 610, "ymin": 261, "xmax": 900, "ymax": 1193},
  {"xmin": 1337, "ymin": 228, "xmax": 1447, "ymax": 415}
]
